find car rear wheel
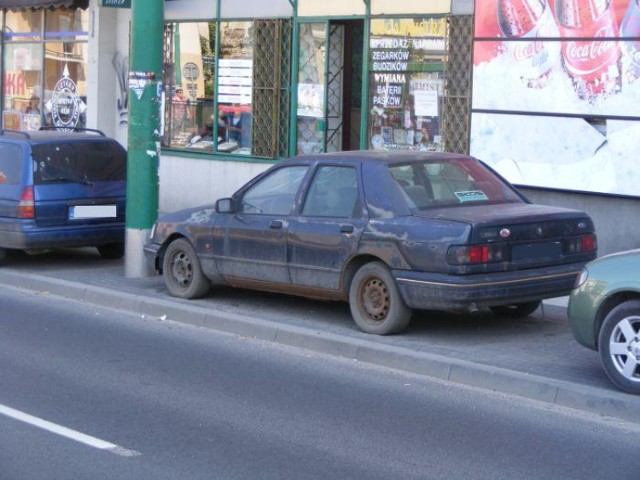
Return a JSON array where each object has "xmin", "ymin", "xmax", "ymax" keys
[
  {"xmin": 598, "ymin": 300, "xmax": 640, "ymax": 395},
  {"xmin": 162, "ymin": 238, "xmax": 210, "ymax": 299},
  {"xmin": 0, "ymin": 247, "xmax": 6, "ymax": 266},
  {"xmin": 349, "ymin": 261, "xmax": 412, "ymax": 335},
  {"xmin": 490, "ymin": 301, "xmax": 541, "ymax": 318},
  {"xmin": 97, "ymin": 243, "xmax": 125, "ymax": 259}
]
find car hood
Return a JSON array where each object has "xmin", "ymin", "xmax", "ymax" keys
[{"xmin": 413, "ymin": 203, "xmax": 594, "ymax": 243}]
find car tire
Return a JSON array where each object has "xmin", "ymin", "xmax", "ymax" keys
[
  {"xmin": 0, "ymin": 247, "xmax": 6, "ymax": 266},
  {"xmin": 97, "ymin": 243, "xmax": 125, "ymax": 259},
  {"xmin": 598, "ymin": 300, "xmax": 640, "ymax": 395},
  {"xmin": 490, "ymin": 301, "xmax": 541, "ymax": 319},
  {"xmin": 349, "ymin": 261, "xmax": 412, "ymax": 335},
  {"xmin": 162, "ymin": 238, "xmax": 210, "ymax": 299}
]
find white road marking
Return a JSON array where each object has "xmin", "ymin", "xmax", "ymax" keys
[{"xmin": 0, "ymin": 403, "xmax": 140, "ymax": 457}]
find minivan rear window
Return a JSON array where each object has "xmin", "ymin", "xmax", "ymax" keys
[
  {"xmin": 0, "ymin": 143, "xmax": 24, "ymax": 185},
  {"xmin": 32, "ymin": 141, "xmax": 126, "ymax": 185}
]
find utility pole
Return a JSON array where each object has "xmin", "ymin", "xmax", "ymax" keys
[{"xmin": 125, "ymin": 0, "xmax": 164, "ymax": 277}]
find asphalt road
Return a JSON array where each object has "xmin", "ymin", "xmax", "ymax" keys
[{"xmin": 1, "ymin": 286, "xmax": 639, "ymax": 480}]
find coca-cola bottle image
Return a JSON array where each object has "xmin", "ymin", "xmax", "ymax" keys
[
  {"xmin": 553, "ymin": 0, "xmax": 621, "ymax": 101},
  {"xmin": 498, "ymin": 0, "xmax": 560, "ymax": 88},
  {"xmin": 621, "ymin": 0, "xmax": 640, "ymax": 84}
]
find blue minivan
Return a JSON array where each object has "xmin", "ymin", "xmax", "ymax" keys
[{"xmin": 0, "ymin": 129, "xmax": 127, "ymax": 265}]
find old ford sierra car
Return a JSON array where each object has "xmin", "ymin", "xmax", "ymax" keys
[{"xmin": 144, "ymin": 151, "xmax": 597, "ymax": 335}]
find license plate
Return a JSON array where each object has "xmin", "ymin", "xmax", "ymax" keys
[
  {"xmin": 69, "ymin": 205, "xmax": 117, "ymax": 219},
  {"xmin": 512, "ymin": 241, "xmax": 562, "ymax": 261}
]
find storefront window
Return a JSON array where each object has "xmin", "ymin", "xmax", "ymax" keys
[
  {"xmin": 163, "ymin": 22, "xmax": 216, "ymax": 151},
  {"xmin": 162, "ymin": 19, "xmax": 291, "ymax": 157},
  {"xmin": 3, "ymin": 12, "xmax": 43, "ymax": 131},
  {"xmin": 296, "ymin": 23, "xmax": 327, "ymax": 155},
  {"xmin": 217, "ymin": 21, "xmax": 254, "ymax": 155},
  {"xmin": 2, "ymin": 9, "xmax": 89, "ymax": 132},
  {"xmin": 43, "ymin": 42, "xmax": 88, "ymax": 130},
  {"xmin": 45, "ymin": 9, "xmax": 89, "ymax": 41},
  {"xmin": 5, "ymin": 10, "xmax": 41, "ymax": 42},
  {"xmin": 368, "ymin": 18, "xmax": 446, "ymax": 151}
]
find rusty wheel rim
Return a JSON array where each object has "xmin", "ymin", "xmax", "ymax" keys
[
  {"xmin": 170, "ymin": 250, "xmax": 193, "ymax": 289},
  {"xmin": 359, "ymin": 276, "xmax": 390, "ymax": 323}
]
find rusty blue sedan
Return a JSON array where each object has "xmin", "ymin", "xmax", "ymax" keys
[{"xmin": 144, "ymin": 151, "xmax": 597, "ymax": 335}]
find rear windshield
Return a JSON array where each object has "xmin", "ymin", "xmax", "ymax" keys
[
  {"xmin": 32, "ymin": 140, "xmax": 126, "ymax": 185},
  {"xmin": 389, "ymin": 159, "xmax": 523, "ymax": 210},
  {"xmin": 0, "ymin": 143, "xmax": 25, "ymax": 185}
]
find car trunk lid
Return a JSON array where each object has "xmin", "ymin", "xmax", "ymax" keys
[{"xmin": 416, "ymin": 203, "xmax": 596, "ymax": 270}]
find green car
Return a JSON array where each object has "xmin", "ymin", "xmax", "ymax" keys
[{"xmin": 568, "ymin": 249, "xmax": 640, "ymax": 394}]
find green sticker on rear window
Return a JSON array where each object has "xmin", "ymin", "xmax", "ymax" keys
[{"xmin": 455, "ymin": 190, "xmax": 489, "ymax": 202}]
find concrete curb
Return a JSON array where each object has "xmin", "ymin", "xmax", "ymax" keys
[{"xmin": 2, "ymin": 269, "xmax": 639, "ymax": 424}]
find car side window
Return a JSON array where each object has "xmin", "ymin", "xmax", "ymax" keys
[
  {"xmin": 302, "ymin": 166, "xmax": 359, "ymax": 218},
  {"xmin": 0, "ymin": 143, "xmax": 24, "ymax": 185},
  {"xmin": 240, "ymin": 166, "xmax": 308, "ymax": 215}
]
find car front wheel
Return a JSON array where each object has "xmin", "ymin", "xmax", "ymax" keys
[
  {"xmin": 349, "ymin": 261, "xmax": 412, "ymax": 335},
  {"xmin": 598, "ymin": 300, "xmax": 640, "ymax": 395},
  {"xmin": 162, "ymin": 238, "xmax": 210, "ymax": 299}
]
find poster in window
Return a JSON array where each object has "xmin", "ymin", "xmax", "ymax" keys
[{"xmin": 471, "ymin": 0, "xmax": 640, "ymax": 197}]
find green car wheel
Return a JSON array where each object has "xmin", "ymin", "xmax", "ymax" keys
[{"xmin": 598, "ymin": 300, "xmax": 640, "ymax": 395}]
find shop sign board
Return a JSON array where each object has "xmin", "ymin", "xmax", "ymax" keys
[
  {"xmin": 470, "ymin": 0, "xmax": 640, "ymax": 197},
  {"xmin": 102, "ymin": 0, "xmax": 131, "ymax": 8}
]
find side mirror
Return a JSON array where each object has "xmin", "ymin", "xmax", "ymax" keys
[{"xmin": 215, "ymin": 197, "xmax": 235, "ymax": 213}]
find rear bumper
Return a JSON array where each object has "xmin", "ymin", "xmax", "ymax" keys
[
  {"xmin": 0, "ymin": 220, "xmax": 124, "ymax": 250},
  {"xmin": 394, "ymin": 263, "xmax": 585, "ymax": 311}
]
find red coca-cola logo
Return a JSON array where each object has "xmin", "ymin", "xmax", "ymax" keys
[
  {"xmin": 566, "ymin": 39, "xmax": 614, "ymax": 64},
  {"xmin": 563, "ymin": 26, "xmax": 618, "ymax": 75},
  {"xmin": 512, "ymin": 41, "xmax": 544, "ymax": 62}
]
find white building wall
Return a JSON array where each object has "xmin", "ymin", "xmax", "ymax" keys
[
  {"xmin": 158, "ymin": 155, "xmax": 271, "ymax": 214},
  {"xmin": 87, "ymin": 0, "xmax": 119, "ymax": 138}
]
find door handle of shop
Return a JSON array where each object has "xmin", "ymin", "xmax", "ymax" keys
[
  {"xmin": 270, "ymin": 220, "xmax": 283, "ymax": 229},
  {"xmin": 340, "ymin": 224, "xmax": 354, "ymax": 234}
]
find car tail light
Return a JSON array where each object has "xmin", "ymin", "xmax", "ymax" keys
[
  {"xmin": 447, "ymin": 244, "xmax": 507, "ymax": 265},
  {"xmin": 564, "ymin": 233, "xmax": 597, "ymax": 254},
  {"xmin": 18, "ymin": 186, "xmax": 35, "ymax": 219}
]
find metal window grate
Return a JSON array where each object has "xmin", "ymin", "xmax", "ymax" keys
[
  {"xmin": 442, "ymin": 15, "xmax": 473, "ymax": 155},
  {"xmin": 162, "ymin": 23, "xmax": 175, "ymax": 146},
  {"xmin": 252, "ymin": 19, "xmax": 292, "ymax": 158}
]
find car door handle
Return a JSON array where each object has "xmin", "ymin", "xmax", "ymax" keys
[
  {"xmin": 270, "ymin": 220, "xmax": 283, "ymax": 229},
  {"xmin": 340, "ymin": 224, "xmax": 354, "ymax": 234}
]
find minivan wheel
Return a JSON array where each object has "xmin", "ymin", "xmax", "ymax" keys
[
  {"xmin": 598, "ymin": 300, "xmax": 640, "ymax": 395},
  {"xmin": 349, "ymin": 261, "xmax": 412, "ymax": 335},
  {"xmin": 162, "ymin": 238, "xmax": 210, "ymax": 299},
  {"xmin": 490, "ymin": 301, "xmax": 541, "ymax": 319},
  {"xmin": 97, "ymin": 243, "xmax": 125, "ymax": 259}
]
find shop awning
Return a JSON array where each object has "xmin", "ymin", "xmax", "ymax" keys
[{"xmin": 0, "ymin": 0, "xmax": 88, "ymax": 9}]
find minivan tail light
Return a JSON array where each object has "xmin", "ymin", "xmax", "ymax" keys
[{"xmin": 18, "ymin": 186, "xmax": 35, "ymax": 219}]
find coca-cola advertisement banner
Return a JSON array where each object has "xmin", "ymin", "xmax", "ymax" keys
[
  {"xmin": 471, "ymin": 0, "xmax": 640, "ymax": 197},
  {"xmin": 471, "ymin": 113, "xmax": 640, "ymax": 195}
]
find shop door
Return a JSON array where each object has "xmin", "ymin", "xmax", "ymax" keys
[{"xmin": 295, "ymin": 20, "xmax": 363, "ymax": 155}]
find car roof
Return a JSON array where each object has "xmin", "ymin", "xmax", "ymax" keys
[
  {"xmin": 287, "ymin": 150, "xmax": 473, "ymax": 166},
  {"xmin": 0, "ymin": 130, "xmax": 110, "ymax": 144}
]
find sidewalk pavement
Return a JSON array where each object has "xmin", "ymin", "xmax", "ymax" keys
[{"xmin": 1, "ymin": 248, "xmax": 639, "ymax": 423}]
